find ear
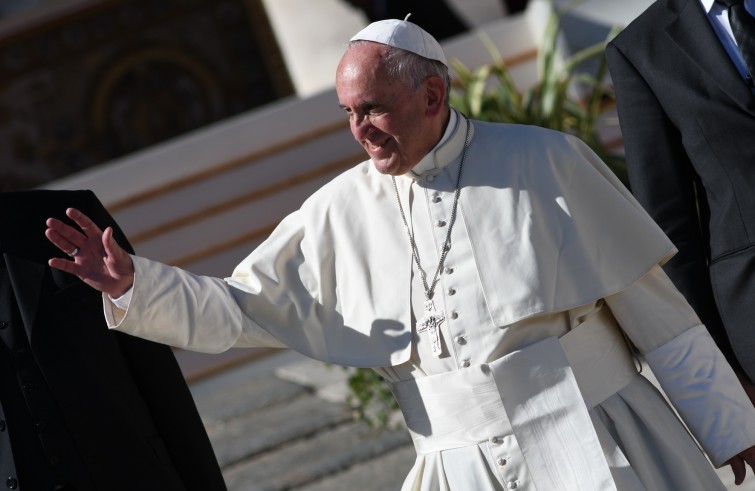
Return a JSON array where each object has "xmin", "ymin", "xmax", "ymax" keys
[{"xmin": 423, "ymin": 76, "xmax": 446, "ymax": 116}]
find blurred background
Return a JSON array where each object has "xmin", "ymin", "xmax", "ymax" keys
[{"xmin": 0, "ymin": 0, "xmax": 649, "ymax": 194}]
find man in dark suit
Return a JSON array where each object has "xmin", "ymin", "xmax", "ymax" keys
[
  {"xmin": 605, "ymin": 0, "xmax": 755, "ymax": 402},
  {"xmin": 0, "ymin": 190, "xmax": 226, "ymax": 490}
]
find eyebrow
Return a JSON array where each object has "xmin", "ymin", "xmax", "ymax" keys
[{"xmin": 339, "ymin": 100, "xmax": 383, "ymax": 111}]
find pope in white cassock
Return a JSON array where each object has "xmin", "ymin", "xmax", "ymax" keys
[{"xmin": 45, "ymin": 16, "xmax": 755, "ymax": 491}]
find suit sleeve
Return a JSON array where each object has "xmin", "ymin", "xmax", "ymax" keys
[{"xmin": 605, "ymin": 42, "xmax": 740, "ymax": 369}]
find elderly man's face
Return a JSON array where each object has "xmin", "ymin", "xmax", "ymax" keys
[{"xmin": 336, "ymin": 43, "xmax": 445, "ymax": 176}]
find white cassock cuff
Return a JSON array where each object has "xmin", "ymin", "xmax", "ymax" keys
[{"xmin": 645, "ymin": 324, "xmax": 755, "ymax": 467}]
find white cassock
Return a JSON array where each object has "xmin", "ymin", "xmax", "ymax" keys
[{"xmin": 106, "ymin": 110, "xmax": 755, "ymax": 490}]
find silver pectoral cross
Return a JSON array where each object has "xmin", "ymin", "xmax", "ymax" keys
[{"xmin": 417, "ymin": 299, "xmax": 445, "ymax": 357}]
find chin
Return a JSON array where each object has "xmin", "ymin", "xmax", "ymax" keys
[
  {"xmin": 372, "ymin": 152, "xmax": 418, "ymax": 175},
  {"xmin": 371, "ymin": 157, "xmax": 403, "ymax": 175}
]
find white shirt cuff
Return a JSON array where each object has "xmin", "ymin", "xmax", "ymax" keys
[{"xmin": 109, "ymin": 287, "xmax": 133, "ymax": 310}]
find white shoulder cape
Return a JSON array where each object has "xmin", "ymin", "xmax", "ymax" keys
[{"xmin": 222, "ymin": 120, "xmax": 675, "ymax": 366}]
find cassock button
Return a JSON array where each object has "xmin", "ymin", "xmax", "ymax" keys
[
  {"xmin": 436, "ymin": 220, "xmax": 446, "ymax": 227},
  {"xmin": 432, "ymin": 195, "xmax": 441, "ymax": 203},
  {"xmin": 0, "ymin": 321, "xmax": 7, "ymax": 330},
  {"xmin": 508, "ymin": 481, "xmax": 518, "ymax": 489},
  {"xmin": 497, "ymin": 457, "xmax": 507, "ymax": 466},
  {"xmin": 489, "ymin": 436, "xmax": 501, "ymax": 445},
  {"xmin": 461, "ymin": 360, "xmax": 470, "ymax": 368},
  {"xmin": 454, "ymin": 335, "xmax": 466, "ymax": 345},
  {"xmin": 444, "ymin": 267, "xmax": 454, "ymax": 274},
  {"xmin": 6, "ymin": 477, "xmax": 17, "ymax": 489},
  {"xmin": 451, "ymin": 311, "xmax": 459, "ymax": 320},
  {"xmin": 447, "ymin": 288, "xmax": 456, "ymax": 295}
]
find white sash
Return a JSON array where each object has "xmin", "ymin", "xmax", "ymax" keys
[{"xmin": 391, "ymin": 314, "xmax": 638, "ymax": 490}]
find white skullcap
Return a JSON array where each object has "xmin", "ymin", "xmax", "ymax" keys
[{"xmin": 350, "ymin": 14, "xmax": 447, "ymax": 66}]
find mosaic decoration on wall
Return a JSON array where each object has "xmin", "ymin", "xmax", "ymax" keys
[{"xmin": 0, "ymin": 0, "xmax": 293, "ymax": 191}]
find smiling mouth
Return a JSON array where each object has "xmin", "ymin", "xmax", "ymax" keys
[{"xmin": 365, "ymin": 139, "xmax": 389, "ymax": 152}]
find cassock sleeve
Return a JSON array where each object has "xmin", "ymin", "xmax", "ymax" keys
[
  {"xmin": 105, "ymin": 254, "xmax": 287, "ymax": 352},
  {"xmin": 604, "ymin": 266, "xmax": 755, "ymax": 467}
]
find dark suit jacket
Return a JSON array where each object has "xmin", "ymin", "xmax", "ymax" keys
[
  {"xmin": 0, "ymin": 190, "xmax": 226, "ymax": 490},
  {"xmin": 606, "ymin": 0, "xmax": 755, "ymax": 381}
]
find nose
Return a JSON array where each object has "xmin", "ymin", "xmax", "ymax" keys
[{"xmin": 351, "ymin": 114, "xmax": 372, "ymax": 140}]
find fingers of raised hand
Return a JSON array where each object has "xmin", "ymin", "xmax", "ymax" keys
[
  {"xmin": 45, "ymin": 218, "xmax": 86, "ymax": 258},
  {"xmin": 45, "ymin": 209, "xmax": 104, "ymax": 259},
  {"xmin": 66, "ymin": 207, "xmax": 102, "ymax": 236},
  {"xmin": 101, "ymin": 227, "xmax": 123, "ymax": 259}
]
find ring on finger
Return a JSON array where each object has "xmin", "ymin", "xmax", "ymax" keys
[{"xmin": 69, "ymin": 247, "xmax": 79, "ymax": 257}]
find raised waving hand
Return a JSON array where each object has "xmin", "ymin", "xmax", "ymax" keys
[{"xmin": 46, "ymin": 208, "xmax": 135, "ymax": 298}]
